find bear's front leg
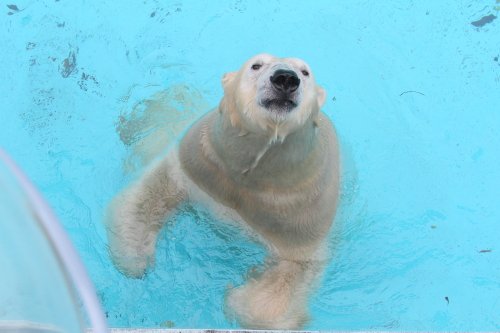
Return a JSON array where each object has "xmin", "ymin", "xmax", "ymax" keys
[
  {"xmin": 105, "ymin": 152, "xmax": 186, "ymax": 278},
  {"xmin": 226, "ymin": 251, "xmax": 326, "ymax": 329}
]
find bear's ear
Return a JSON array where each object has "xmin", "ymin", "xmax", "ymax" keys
[
  {"xmin": 219, "ymin": 72, "xmax": 241, "ymax": 128},
  {"xmin": 221, "ymin": 71, "xmax": 237, "ymax": 90},
  {"xmin": 316, "ymin": 86, "xmax": 326, "ymax": 108}
]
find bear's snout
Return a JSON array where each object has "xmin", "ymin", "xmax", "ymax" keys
[{"xmin": 270, "ymin": 69, "xmax": 300, "ymax": 94}]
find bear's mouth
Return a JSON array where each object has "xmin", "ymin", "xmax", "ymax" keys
[{"xmin": 260, "ymin": 98, "xmax": 298, "ymax": 112}]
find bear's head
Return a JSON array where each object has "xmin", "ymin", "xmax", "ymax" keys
[{"xmin": 219, "ymin": 54, "xmax": 326, "ymax": 139}]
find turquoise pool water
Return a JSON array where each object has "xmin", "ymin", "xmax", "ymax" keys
[{"xmin": 1, "ymin": 0, "xmax": 500, "ymax": 330}]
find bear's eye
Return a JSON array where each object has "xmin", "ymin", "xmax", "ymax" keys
[
  {"xmin": 251, "ymin": 63, "xmax": 262, "ymax": 70},
  {"xmin": 301, "ymin": 70, "xmax": 309, "ymax": 76}
]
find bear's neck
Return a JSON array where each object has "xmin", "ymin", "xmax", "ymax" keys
[{"xmin": 210, "ymin": 110, "xmax": 320, "ymax": 188}]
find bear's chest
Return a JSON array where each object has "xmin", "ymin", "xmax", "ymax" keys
[{"xmin": 178, "ymin": 111, "xmax": 338, "ymax": 245}]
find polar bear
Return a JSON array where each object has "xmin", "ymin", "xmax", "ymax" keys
[{"xmin": 106, "ymin": 53, "xmax": 340, "ymax": 329}]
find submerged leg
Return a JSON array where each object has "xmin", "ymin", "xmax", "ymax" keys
[
  {"xmin": 226, "ymin": 247, "xmax": 327, "ymax": 329},
  {"xmin": 105, "ymin": 153, "xmax": 186, "ymax": 278}
]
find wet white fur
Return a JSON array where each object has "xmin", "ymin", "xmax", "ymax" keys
[{"xmin": 105, "ymin": 54, "xmax": 339, "ymax": 329}]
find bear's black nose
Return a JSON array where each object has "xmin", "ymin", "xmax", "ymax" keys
[{"xmin": 270, "ymin": 69, "xmax": 300, "ymax": 93}]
